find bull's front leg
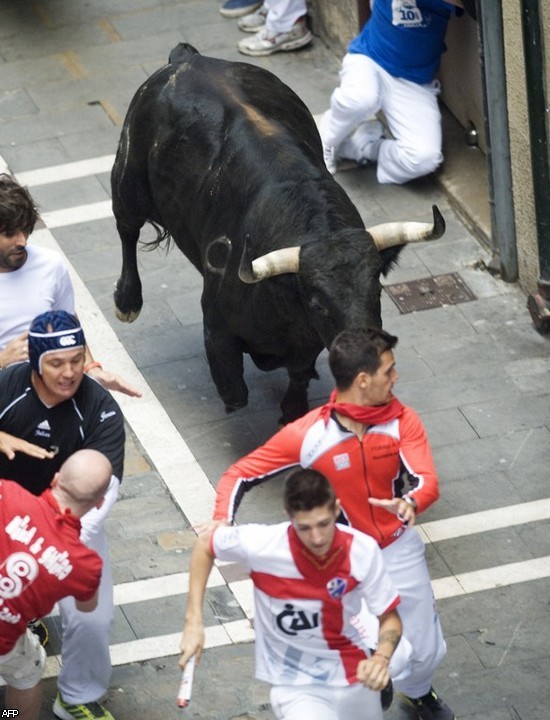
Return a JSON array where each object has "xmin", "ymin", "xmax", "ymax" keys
[
  {"xmin": 280, "ymin": 363, "xmax": 319, "ymax": 425},
  {"xmin": 114, "ymin": 221, "xmax": 143, "ymax": 323},
  {"xmin": 203, "ymin": 321, "xmax": 248, "ymax": 413}
]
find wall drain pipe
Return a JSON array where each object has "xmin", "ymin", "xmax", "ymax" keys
[{"xmin": 522, "ymin": 0, "xmax": 550, "ymax": 332}]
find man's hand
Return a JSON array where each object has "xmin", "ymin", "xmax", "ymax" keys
[
  {"xmin": 356, "ymin": 655, "xmax": 391, "ymax": 691},
  {"xmin": 0, "ymin": 332, "xmax": 29, "ymax": 368},
  {"xmin": 0, "ymin": 431, "xmax": 56, "ymax": 461},
  {"xmin": 87, "ymin": 366, "xmax": 142, "ymax": 398},
  {"xmin": 194, "ymin": 518, "xmax": 229, "ymax": 537},
  {"xmin": 179, "ymin": 621, "xmax": 205, "ymax": 670},
  {"xmin": 368, "ymin": 496, "xmax": 417, "ymax": 526}
]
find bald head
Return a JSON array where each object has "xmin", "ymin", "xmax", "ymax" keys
[{"xmin": 52, "ymin": 449, "xmax": 113, "ymax": 517}]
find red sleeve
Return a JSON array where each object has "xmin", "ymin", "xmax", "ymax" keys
[
  {"xmin": 213, "ymin": 410, "xmax": 319, "ymax": 522},
  {"xmin": 398, "ymin": 407, "xmax": 439, "ymax": 514},
  {"xmin": 70, "ymin": 550, "xmax": 103, "ymax": 602}
]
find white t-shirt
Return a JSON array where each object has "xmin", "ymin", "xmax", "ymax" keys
[
  {"xmin": 0, "ymin": 245, "xmax": 75, "ymax": 349},
  {"xmin": 212, "ymin": 521, "xmax": 400, "ymax": 687}
]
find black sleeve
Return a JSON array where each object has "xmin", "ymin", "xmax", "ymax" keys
[{"xmin": 80, "ymin": 380, "xmax": 126, "ymax": 481}]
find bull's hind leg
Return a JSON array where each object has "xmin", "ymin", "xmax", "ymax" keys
[
  {"xmin": 113, "ymin": 219, "xmax": 144, "ymax": 323},
  {"xmin": 203, "ymin": 322, "xmax": 249, "ymax": 412},
  {"xmin": 280, "ymin": 364, "xmax": 319, "ymax": 424}
]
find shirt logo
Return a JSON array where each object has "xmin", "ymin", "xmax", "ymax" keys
[
  {"xmin": 326, "ymin": 577, "xmax": 347, "ymax": 600},
  {"xmin": 35, "ymin": 420, "xmax": 51, "ymax": 438},
  {"xmin": 99, "ymin": 410, "xmax": 116, "ymax": 423},
  {"xmin": 333, "ymin": 453, "xmax": 351, "ymax": 471},
  {"xmin": 275, "ymin": 603, "xmax": 319, "ymax": 636},
  {"xmin": 392, "ymin": 0, "xmax": 425, "ymax": 28}
]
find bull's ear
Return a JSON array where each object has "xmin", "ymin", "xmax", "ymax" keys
[{"xmin": 379, "ymin": 245, "xmax": 404, "ymax": 277}]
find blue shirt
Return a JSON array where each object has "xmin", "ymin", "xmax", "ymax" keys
[{"xmin": 349, "ymin": 0, "xmax": 459, "ymax": 85}]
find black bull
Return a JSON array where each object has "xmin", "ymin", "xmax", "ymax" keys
[{"xmin": 111, "ymin": 43, "xmax": 444, "ymax": 424}]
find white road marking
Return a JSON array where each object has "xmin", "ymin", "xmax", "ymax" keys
[
  {"xmin": 15, "ymin": 155, "xmax": 116, "ymax": 187},
  {"xmin": 3, "ymin": 153, "xmax": 550, "ymax": 676}
]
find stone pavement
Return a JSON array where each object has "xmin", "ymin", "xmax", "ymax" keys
[{"xmin": 1, "ymin": 2, "xmax": 550, "ymax": 719}]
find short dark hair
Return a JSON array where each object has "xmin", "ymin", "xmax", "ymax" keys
[
  {"xmin": 328, "ymin": 328, "xmax": 398, "ymax": 391},
  {"xmin": 283, "ymin": 469, "xmax": 336, "ymax": 516},
  {"xmin": 0, "ymin": 173, "xmax": 39, "ymax": 237}
]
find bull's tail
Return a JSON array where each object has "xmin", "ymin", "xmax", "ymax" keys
[
  {"xmin": 168, "ymin": 43, "xmax": 200, "ymax": 65},
  {"xmin": 139, "ymin": 221, "xmax": 172, "ymax": 252}
]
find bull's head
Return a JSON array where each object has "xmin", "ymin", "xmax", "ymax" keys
[
  {"xmin": 238, "ymin": 205, "xmax": 445, "ymax": 281},
  {"xmin": 237, "ymin": 205, "xmax": 445, "ymax": 346}
]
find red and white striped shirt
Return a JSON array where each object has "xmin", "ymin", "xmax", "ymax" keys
[{"xmin": 212, "ymin": 521, "xmax": 399, "ymax": 686}]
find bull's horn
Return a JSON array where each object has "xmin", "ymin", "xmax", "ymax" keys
[
  {"xmin": 239, "ymin": 236, "xmax": 300, "ymax": 283},
  {"xmin": 367, "ymin": 205, "xmax": 445, "ymax": 250}
]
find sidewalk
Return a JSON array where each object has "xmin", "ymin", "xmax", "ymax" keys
[{"xmin": 0, "ymin": 2, "xmax": 549, "ymax": 719}]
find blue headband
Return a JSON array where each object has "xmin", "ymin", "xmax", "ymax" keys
[{"xmin": 28, "ymin": 311, "xmax": 85, "ymax": 375}]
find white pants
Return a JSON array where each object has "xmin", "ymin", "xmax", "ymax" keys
[
  {"xmin": 57, "ymin": 476, "xmax": 119, "ymax": 704},
  {"xmin": 382, "ymin": 527, "xmax": 447, "ymax": 698},
  {"xmin": 0, "ymin": 630, "xmax": 46, "ymax": 691},
  {"xmin": 271, "ymin": 681, "xmax": 383, "ymax": 720},
  {"xmin": 265, "ymin": 0, "xmax": 307, "ymax": 33},
  {"xmin": 323, "ymin": 53, "xmax": 443, "ymax": 184}
]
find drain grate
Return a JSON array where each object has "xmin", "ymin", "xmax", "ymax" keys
[{"xmin": 384, "ymin": 272, "xmax": 476, "ymax": 314}]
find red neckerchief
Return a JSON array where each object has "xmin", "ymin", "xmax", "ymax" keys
[
  {"xmin": 288, "ymin": 524, "xmax": 351, "ymax": 585},
  {"xmin": 320, "ymin": 389, "xmax": 405, "ymax": 426},
  {"xmin": 42, "ymin": 488, "xmax": 82, "ymax": 531}
]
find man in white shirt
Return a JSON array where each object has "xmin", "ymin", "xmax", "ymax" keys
[
  {"xmin": 0, "ymin": 172, "xmax": 140, "ymax": 397},
  {"xmin": 180, "ymin": 468, "xmax": 404, "ymax": 720}
]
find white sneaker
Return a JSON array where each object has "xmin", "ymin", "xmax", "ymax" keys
[
  {"xmin": 237, "ymin": 17, "xmax": 312, "ymax": 56},
  {"xmin": 238, "ymin": 4, "xmax": 267, "ymax": 32},
  {"xmin": 338, "ymin": 119, "xmax": 385, "ymax": 165},
  {"xmin": 318, "ymin": 110, "xmax": 338, "ymax": 174}
]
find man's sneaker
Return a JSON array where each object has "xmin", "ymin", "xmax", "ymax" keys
[
  {"xmin": 237, "ymin": 17, "xmax": 312, "ymax": 56},
  {"xmin": 338, "ymin": 119, "xmax": 385, "ymax": 165},
  {"xmin": 219, "ymin": 0, "xmax": 262, "ymax": 18},
  {"xmin": 28, "ymin": 618, "xmax": 49, "ymax": 647},
  {"xmin": 238, "ymin": 3, "xmax": 267, "ymax": 32},
  {"xmin": 397, "ymin": 687, "xmax": 455, "ymax": 720},
  {"xmin": 53, "ymin": 693, "xmax": 115, "ymax": 720},
  {"xmin": 323, "ymin": 143, "xmax": 337, "ymax": 174}
]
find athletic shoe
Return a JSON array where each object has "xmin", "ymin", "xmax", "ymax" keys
[
  {"xmin": 219, "ymin": 0, "xmax": 262, "ymax": 18},
  {"xmin": 238, "ymin": 4, "xmax": 268, "ymax": 32},
  {"xmin": 318, "ymin": 110, "xmax": 338, "ymax": 174},
  {"xmin": 28, "ymin": 618, "xmax": 49, "ymax": 647},
  {"xmin": 53, "ymin": 693, "xmax": 115, "ymax": 720},
  {"xmin": 323, "ymin": 143, "xmax": 337, "ymax": 174},
  {"xmin": 237, "ymin": 17, "xmax": 312, "ymax": 56},
  {"xmin": 397, "ymin": 687, "xmax": 455, "ymax": 720},
  {"xmin": 338, "ymin": 119, "xmax": 385, "ymax": 165}
]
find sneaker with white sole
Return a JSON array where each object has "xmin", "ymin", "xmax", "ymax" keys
[
  {"xmin": 338, "ymin": 119, "xmax": 385, "ymax": 165},
  {"xmin": 318, "ymin": 110, "xmax": 338, "ymax": 174},
  {"xmin": 397, "ymin": 687, "xmax": 455, "ymax": 720},
  {"xmin": 219, "ymin": 0, "xmax": 262, "ymax": 18},
  {"xmin": 53, "ymin": 692, "xmax": 115, "ymax": 720},
  {"xmin": 238, "ymin": 3, "xmax": 267, "ymax": 32},
  {"xmin": 237, "ymin": 17, "xmax": 312, "ymax": 56}
]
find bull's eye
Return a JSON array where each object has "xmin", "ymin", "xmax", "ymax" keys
[{"xmin": 309, "ymin": 296, "xmax": 330, "ymax": 317}]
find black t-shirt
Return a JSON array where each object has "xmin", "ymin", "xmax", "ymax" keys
[{"xmin": 0, "ymin": 363, "xmax": 125, "ymax": 494}]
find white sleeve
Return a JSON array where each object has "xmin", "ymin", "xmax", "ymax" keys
[
  {"xmin": 53, "ymin": 260, "xmax": 76, "ymax": 314},
  {"xmin": 354, "ymin": 536, "xmax": 400, "ymax": 617}
]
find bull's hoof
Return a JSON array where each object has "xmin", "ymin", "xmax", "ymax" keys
[
  {"xmin": 114, "ymin": 307, "xmax": 141, "ymax": 323},
  {"xmin": 224, "ymin": 400, "xmax": 248, "ymax": 413}
]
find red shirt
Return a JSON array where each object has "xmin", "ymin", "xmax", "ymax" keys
[
  {"xmin": 0, "ymin": 480, "xmax": 102, "ymax": 654},
  {"xmin": 214, "ymin": 403, "xmax": 439, "ymax": 547}
]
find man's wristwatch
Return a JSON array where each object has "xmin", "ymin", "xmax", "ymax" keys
[{"xmin": 402, "ymin": 495, "xmax": 417, "ymax": 511}]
